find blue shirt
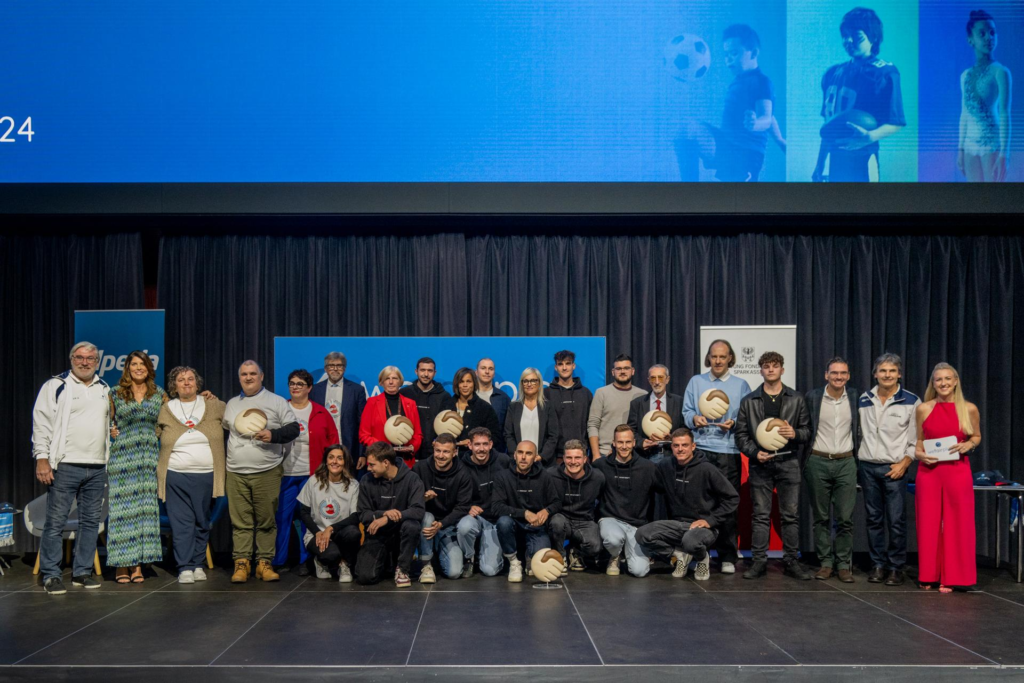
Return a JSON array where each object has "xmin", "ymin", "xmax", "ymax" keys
[
  {"xmin": 682, "ymin": 371, "xmax": 752, "ymax": 455},
  {"xmin": 722, "ymin": 68, "xmax": 774, "ymax": 153}
]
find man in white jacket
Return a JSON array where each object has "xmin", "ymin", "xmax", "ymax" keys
[
  {"xmin": 32, "ymin": 341, "xmax": 112, "ymax": 595},
  {"xmin": 857, "ymin": 353, "xmax": 920, "ymax": 587}
]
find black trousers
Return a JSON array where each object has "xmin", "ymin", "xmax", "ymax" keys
[
  {"xmin": 705, "ymin": 450, "xmax": 741, "ymax": 564},
  {"xmin": 304, "ymin": 525, "xmax": 361, "ymax": 569},
  {"xmin": 548, "ymin": 514, "xmax": 602, "ymax": 562},
  {"xmin": 354, "ymin": 519, "xmax": 420, "ymax": 585}
]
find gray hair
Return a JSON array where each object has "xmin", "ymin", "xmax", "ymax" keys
[
  {"xmin": 239, "ymin": 360, "xmax": 263, "ymax": 374},
  {"xmin": 872, "ymin": 353, "xmax": 902, "ymax": 376},
  {"xmin": 69, "ymin": 341, "xmax": 98, "ymax": 360},
  {"xmin": 324, "ymin": 351, "xmax": 347, "ymax": 366},
  {"xmin": 649, "ymin": 364, "xmax": 670, "ymax": 377},
  {"xmin": 166, "ymin": 366, "xmax": 205, "ymax": 398}
]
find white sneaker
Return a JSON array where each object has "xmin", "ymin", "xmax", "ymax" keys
[
  {"xmin": 560, "ymin": 554, "xmax": 569, "ymax": 577},
  {"xmin": 672, "ymin": 550, "xmax": 693, "ymax": 579},
  {"xmin": 191, "ymin": 567, "xmax": 207, "ymax": 581},
  {"xmin": 337, "ymin": 562, "xmax": 353, "ymax": 583},
  {"xmin": 569, "ymin": 549, "xmax": 585, "ymax": 572},
  {"xmin": 313, "ymin": 557, "xmax": 331, "ymax": 580},
  {"xmin": 178, "ymin": 570, "xmax": 195, "ymax": 584},
  {"xmin": 695, "ymin": 554, "xmax": 710, "ymax": 581},
  {"xmin": 721, "ymin": 562, "xmax": 736, "ymax": 575},
  {"xmin": 508, "ymin": 558, "xmax": 523, "ymax": 583},
  {"xmin": 460, "ymin": 563, "xmax": 474, "ymax": 579},
  {"xmin": 420, "ymin": 564, "xmax": 436, "ymax": 584},
  {"xmin": 606, "ymin": 556, "xmax": 621, "ymax": 576}
]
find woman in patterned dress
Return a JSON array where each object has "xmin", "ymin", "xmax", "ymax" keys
[{"xmin": 108, "ymin": 351, "xmax": 167, "ymax": 583}]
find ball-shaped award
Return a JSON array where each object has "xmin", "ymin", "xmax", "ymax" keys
[
  {"xmin": 755, "ymin": 418, "xmax": 789, "ymax": 452},
  {"xmin": 698, "ymin": 388, "xmax": 730, "ymax": 420},
  {"xmin": 383, "ymin": 415, "xmax": 415, "ymax": 446}
]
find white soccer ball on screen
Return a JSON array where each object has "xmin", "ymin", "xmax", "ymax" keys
[
  {"xmin": 642, "ymin": 410, "xmax": 673, "ymax": 440},
  {"xmin": 384, "ymin": 415, "xmax": 415, "ymax": 446},
  {"xmin": 663, "ymin": 34, "xmax": 711, "ymax": 83},
  {"xmin": 699, "ymin": 389, "xmax": 730, "ymax": 420}
]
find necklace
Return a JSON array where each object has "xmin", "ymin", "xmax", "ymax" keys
[
  {"xmin": 765, "ymin": 389, "xmax": 781, "ymax": 403},
  {"xmin": 177, "ymin": 398, "xmax": 199, "ymax": 432}
]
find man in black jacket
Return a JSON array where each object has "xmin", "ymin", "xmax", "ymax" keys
[
  {"xmin": 545, "ymin": 350, "xmax": 593, "ymax": 458},
  {"xmin": 456, "ymin": 427, "xmax": 513, "ymax": 578},
  {"xmin": 549, "ymin": 440, "xmax": 606, "ymax": 573},
  {"xmin": 594, "ymin": 424, "xmax": 659, "ymax": 577},
  {"xmin": 354, "ymin": 442, "xmax": 426, "ymax": 588},
  {"xmin": 804, "ymin": 357, "xmax": 860, "ymax": 583},
  {"xmin": 413, "ymin": 434, "xmax": 474, "ymax": 583},
  {"xmin": 401, "ymin": 357, "xmax": 452, "ymax": 462},
  {"xmin": 493, "ymin": 440, "xmax": 560, "ymax": 582},
  {"xmin": 626, "ymin": 365, "xmax": 685, "ymax": 462},
  {"xmin": 734, "ymin": 351, "xmax": 812, "ymax": 580},
  {"xmin": 635, "ymin": 428, "xmax": 739, "ymax": 580}
]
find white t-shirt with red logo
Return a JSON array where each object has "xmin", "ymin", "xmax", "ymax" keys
[
  {"xmin": 296, "ymin": 475, "xmax": 360, "ymax": 544},
  {"xmin": 167, "ymin": 397, "xmax": 214, "ymax": 473},
  {"xmin": 283, "ymin": 402, "xmax": 313, "ymax": 476}
]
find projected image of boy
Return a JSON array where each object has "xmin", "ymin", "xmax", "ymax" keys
[
  {"xmin": 813, "ymin": 7, "xmax": 905, "ymax": 182},
  {"xmin": 674, "ymin": 24, "xmax": 784, "ymax": 182},
  {"xmin": 958, "ymin": 10, "xmax": 1012, "ymax": 183}
]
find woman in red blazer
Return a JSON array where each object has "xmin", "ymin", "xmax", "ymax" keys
[{"xmin": 359, "ymin": 366, "xmax": 422, "ymax": 468}]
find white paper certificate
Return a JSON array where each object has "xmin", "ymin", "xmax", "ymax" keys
[{"xmin": 924, "ymin": 435, "xmax": 960, "ymax": 462}]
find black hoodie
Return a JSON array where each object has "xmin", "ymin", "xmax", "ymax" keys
[
  {"xmin": 492, "ymin": 461, "xmax": 561, "ymax": 520},
  {"xmin": 550, "ymin": 462, "xmax": 606, "ymax": 522},
  {"xmin": 401, "ymin": 381, "xmax": 452, "ymax": 461},
  {"xmin": 442, "ymin": 394, "xmax": 503, "ymax": 455},
  {"xmin": 545, "ymin": 378, "xmax": 593, "ymax": 453},
  {"xmin": 412, "ymin": 456, "xmax": 474, "ymax": 529},
  {"xmin": 460, "ymin": 449, "xmax": 512, "ymax": 522},
  {"xmin": 357, "ymin": 460, "xmax": 426, "ymax": 526},
  {"xmin": 656, "ymin": 450, "xmax": 739, "ymax": 528},
  {"xmin": 593, "ymin": 454, "xmax": 659, "ymax": 526}
]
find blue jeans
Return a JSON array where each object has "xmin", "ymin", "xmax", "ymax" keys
[
  {"xmin": 858, "ymin": 460, "xmax": 908, "ymax": 570},
  {"xmin": 599, "ymin": 517, "xmax": 651, "ymax": 577},
  {"xmin": 496, "ymin": 516, "xmax": 551, "ymax": 560},
  {"xmin": 456, "ymin": 515, "xmax": 504, "ymax": 576},
  {"xmin": 419, "ymin": 512, "xmax": 465, "ymax": 579},
  {"xmin": 39, "ymin": 463, "xmax": 107, "ymax": 581},
  {"xmin": 273, "ymin": 475, "xmax": 308, "ymax": 566}
]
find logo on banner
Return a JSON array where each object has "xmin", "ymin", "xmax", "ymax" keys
[{"xmin": 742, "ymin": 346, "xmax": 756, "ymax": 363}]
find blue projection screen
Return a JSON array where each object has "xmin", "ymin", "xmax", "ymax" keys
[{"xmin": 2, "ymin": 0, "xmax": 1021, "ymax": 184}]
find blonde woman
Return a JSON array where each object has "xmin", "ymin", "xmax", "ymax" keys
[
  {"xmin": 914, "ymin": 363, "xmax": 981, "ymax": 592},
  {"xmin": 359, "ymin": 366, "xmax": 422, "ymax": 469},
  {"xmin": 503, "ymin": 368, "xmax": 561, "ymax": 467}
]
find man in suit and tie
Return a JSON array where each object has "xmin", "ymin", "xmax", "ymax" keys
[
  {"xmin": 310, "ymin": 352, "xmax": 368, "ymax": 471},
  {"xmin": 627, "ymin": 365, "xmax": 684, "ymax": 464}
]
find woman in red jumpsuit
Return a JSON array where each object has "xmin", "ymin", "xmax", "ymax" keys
[{"xmin": 359, "ymin": 366, "xmax": 422, "ymax": 469}]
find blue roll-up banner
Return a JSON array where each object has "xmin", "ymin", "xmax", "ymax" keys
[
  {"xmin": 274, "ymin": 337, "xmax": 607, "ymax": 400},
  {"xmin": 73, "ymin": 310, "xmax": 166, "ymax": 382}
]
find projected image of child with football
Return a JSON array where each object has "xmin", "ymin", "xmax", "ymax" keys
[
  {"xmin": 958, "ymin": 10, "xmax": 1012, "ymax": 182},
  {"xmin": 813, "ymin": 8, "xmax": 906, "ymax": 182},
  {"xmin": 672, "ymin": 25, "xmax": 785, "ymax": 182}
]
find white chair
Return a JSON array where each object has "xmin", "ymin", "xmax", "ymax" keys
[{"xmin": 24, "ymin": 488, "xmax": 108, "ymax": 576}]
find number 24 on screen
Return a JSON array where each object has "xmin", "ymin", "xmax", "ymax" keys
[{"xmin": 0, "ymin": 117, "xmax": 34, "ymax": 142}]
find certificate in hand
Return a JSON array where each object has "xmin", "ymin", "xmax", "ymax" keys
[{"xmin": 924, "ymin": 435, "xmax": 960, "ymax": 462}]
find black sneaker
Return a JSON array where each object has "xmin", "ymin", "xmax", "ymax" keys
[
  {"xmin": 44, "ymin": 577, "xmax": 67, "ymax": 595},
  {"xmin": 743, "ymin": 560, "xmax": 767, "ymax": 579},
  {"xmin": 72, "ymin": 575, "xmax": 101, "ymax": 589},
  {"xmin": 783, "ymin": 561, "xmax": 812, "ymax": 581}
]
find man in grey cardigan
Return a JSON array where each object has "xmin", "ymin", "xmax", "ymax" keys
[{"xmin": 588, "ymin": 354, "xmax": 647, "ymax": 459}]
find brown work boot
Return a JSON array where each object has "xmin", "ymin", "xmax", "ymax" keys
[
  {"xmin": 837, "ymin": 568, "xmax": 855, "ymax": 583},
  {"xmin": 231, "ymin": 558, "xmax": 251, "ymax": 583},
  {"xmin": 255, "ymin": 559, "xmax": 280, "ymax": 582},
  {"xmin": 814, "ymin": 566, "xmax": 833, "ymax": 581}
]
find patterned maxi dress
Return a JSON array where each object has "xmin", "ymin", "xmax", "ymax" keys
[{"xmin": 107, "ymin": 388, "xmax": 166, "ymax": 566}]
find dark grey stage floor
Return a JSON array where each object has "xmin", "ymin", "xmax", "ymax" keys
[{"xmin": 1, "ymin": 556, "xmax": 1023, "ymax": 682}]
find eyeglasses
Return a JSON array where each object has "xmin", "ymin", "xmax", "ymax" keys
[
  {"xmin": 72, "ymin": 355, "xmax": 98, "ymax": 363},
  {"xmin": 325, "ymin": 364, "xmax": 345, "ymax": 370},
  {"xmin": 288, "ymin": 381, "xmax": 310, "ymax": 388},
  {"xmin": 648, "ymin": 375, "xmax": 668, "ymax": 381},
  {"xmin": 522, "ymin": 379, "xmax": 540, "ymax": 385}
]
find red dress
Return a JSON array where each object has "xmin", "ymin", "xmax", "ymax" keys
[
  {"xmin": 359, "ymin": 393, "xmax": 422, "ymax": 469},
  {"xmin": 916, "ymin": 402, "xmax": 975, "ymax": 586}
]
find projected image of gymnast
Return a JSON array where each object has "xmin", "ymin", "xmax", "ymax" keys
[
  {"xmin": 673, "ymin": 24, "xmax": 786, "ymax": 182},
  {"xmin": 958, "ymin": 10, "xmax": 1012, "ymax": 183},
  {"xmin": 813, "ymin": 8, "xmax": 905, "ymax": 183}
]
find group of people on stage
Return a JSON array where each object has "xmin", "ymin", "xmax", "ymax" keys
[{"xmin": 31, "ymin": 340, "xmax": 980, "ymax": 595}]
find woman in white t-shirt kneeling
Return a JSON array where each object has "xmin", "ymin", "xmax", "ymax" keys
[{"xmin": 297, "ymin": 444, "xmax": 361, "ymax": 582}]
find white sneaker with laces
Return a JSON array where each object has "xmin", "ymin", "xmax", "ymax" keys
[
  {"xmin": 606, "ymin": 556, "xmax": 621, "ymax": 576},
  {"xmin": 721, "ymin": 562, "xmax": 736, "ymax": 575},
  {"xmin": 313, "ymin": 557, "xmax": 331, "ymax": 579},
  {"xmin": 178, "ymin": 570, "xmax": 195, "ymax": 584},
  {"xmin": 461, "ymin": 563, "xmax": 474, "ymax": 579},
  {"xmin": 420, "ymin": 565, "xmax": 436, "ymax": 584},
  {"xmin": 192, "ymin": 567, "xmax": 207, "ymax": 581},
  {"xmin": 695, "ymin": 554, "xmax": 710, "ymax": 581},
  {"xmin": 672, "ymin": 550, "xmax": 693, "ymax": 579},
  {"xmin": 569, "ymin": 549, "xmax": 585, "ymax": 572},
  {"xmin": 337, "ymin": 562, "xmax": 353, "ymax": 583},
  {"xmin": 508, "ymin": 558, "xmax": 523, "ymax": 583}
]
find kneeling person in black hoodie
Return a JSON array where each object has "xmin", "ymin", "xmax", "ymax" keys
[
  {"xmin": 549, "ymin": 439, "xmax": 606, "ymax": 573},
  {"xmin": 594, "ymin": 424, "xmax": 660, "ymax": 578},
  {"xmin": 493, "ymin": 440, "xmax": 560, "ymax": 582},
  {"xmin": 413, "ymin": 433, "xmax": 474, "ymax": 583},
  {"xmin": 355, "ymin": 441, "xmax": 426, "ymax": 588},
  {"xmin": 635, "ymin": 428, "xmax": 738, "ymax": 581}
]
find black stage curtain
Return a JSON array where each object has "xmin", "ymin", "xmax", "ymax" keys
[
  {"xmin": 156, "ymin": 233, "xmax": 1023, "ymax": 562},
  {"xmin": 1, "ymin": 234, "xmax": 144, "ymax": 551}
]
